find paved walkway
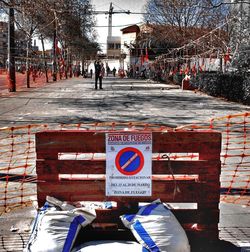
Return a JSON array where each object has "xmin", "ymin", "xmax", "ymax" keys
[
  {"xmin": 0, "ymin": 76, "xmax": 249, "ymax": 251},
  {"xmin": 0, "ymin": 76, "xmax": 249, "ymax": 128}
]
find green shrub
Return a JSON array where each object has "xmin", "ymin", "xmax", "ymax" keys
[{"xmin": 191, "ymin": 72, "xmax": 250, "ymax": 105}]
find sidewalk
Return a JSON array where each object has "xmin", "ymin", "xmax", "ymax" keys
[
  {"xmin": 0, "ymin": 76, "xmax": 249, "ymax": 128},
  {"xmin": 0, "ymin": 76, "xmax": 249, "ymax": 251},
  {"xmin": 0, "ymin": 72, "xmax": 51, "ymax": 95}
]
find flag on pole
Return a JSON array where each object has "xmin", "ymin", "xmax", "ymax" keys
[
  {"xmin": 191, "ymin": 64, "xmax": 197, "ymax": 76},
  {"xmin": 140, "ymin": 49, "xmax": 144, "ymax": 65},
  {"xmin": 144, "ymin": 47, "xmax": 149, "ymax": 62},
  {"xmin": 55, "ymin": 37, "xmax": 61, "ymax": 55}
]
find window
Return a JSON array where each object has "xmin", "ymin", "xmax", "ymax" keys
[
  {"xmin": 108, "ymin": 43, "xmax": 114, "ymax": 49},
  {"xmin": 115, "ymin": 44, "xmax": 121, "ymax": 49}
]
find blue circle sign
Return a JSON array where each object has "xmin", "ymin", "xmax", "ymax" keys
[{"xmin": 115, "ymin": 147, "xmax": 144, "ymax": 175}]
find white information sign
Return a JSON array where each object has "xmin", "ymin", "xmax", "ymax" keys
[{"xmin": 106, "ymin": 132, "xmax": 152, "ymax": 196}]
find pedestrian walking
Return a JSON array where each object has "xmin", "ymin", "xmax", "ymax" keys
[
  {"xmin": 106, "ymin": 66, "xmax": 110, "ymax": 77},
  {"xmin": 112, "ymin": 67, "xmax": 116, "ymax": 77},
  {"xmin": 94, "ymin": 61, "xmax": 101, "ymax": 89},
  {"xmin": 99, "ymin": 63, "xmax": 105, "ymax": 89},
  {"xmin": 94, "ymin": 61, "xmax": 105, "ymax": 89}
]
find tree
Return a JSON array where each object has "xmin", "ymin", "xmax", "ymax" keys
[
  {"xmin": 142, "ymin": 0, "xmax": 229, "ymax": 49},
  {"xmin": 144, "ymin": 0, "xmax": 229, "ymax": 29},
  {"xmin": 228, "ymin": 1, "xmax": 250, "ymax": 71},
  {"xmin": 31, "ymin": 0, "xmax": 99, "ymax": 75},
  {"xmin": 0, "ymin": 0, "xmax": 16, "ymax": 91},
  {"xmin": 1, "ymin": 0, "xmax": 99, "ymax": 85},
  {"xmin": 15, "ymin": 2, "xmax": 39, "ymax": 87}
]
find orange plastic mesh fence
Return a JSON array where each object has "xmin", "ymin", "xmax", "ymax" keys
[
  {"xmin": 0, "ymin": 70, "xmax": 64, "ymax": 94},
  {"xmin": 0, "ymin": 113, "xmax": 249, "ymax": 214},
  {"xmin": 176, "ymin": 112, "xmax": 250, "ymax": 206}
]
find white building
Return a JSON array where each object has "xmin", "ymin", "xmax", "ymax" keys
[
  {"xmin": 120, "ymin": 25, "xmax": 140, "ymax": 71},
  {"xmin": 107, "ymin": 36, "xmax": 121, "ymax": 59}
]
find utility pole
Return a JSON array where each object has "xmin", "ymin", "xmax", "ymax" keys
[
  {"xmin": 7, "ymin": 0, "xmax": 16, "ymax": 92},
  {"xmin": 108, "ymin": 2, "xmax": 113, "ymax": 37}
]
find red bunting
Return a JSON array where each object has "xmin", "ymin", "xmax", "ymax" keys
[
  {"xmin": 191, "ymin": 64, "xmax": 197, "ymax": 75},
  {"xmin": 144, "ymin": 47, "xmax": 149, "ymax": 62},
  {"xmin": 140, "ymin": 49, "xmax": 144, "ymax": 65},
  {"xmin": 55, "ymin": 38, "xmax": 61, "ymax": 55},
  {"xmin": 199, "ymin": 58, "xmax": 205, "ymax": 72},
  {"xmin": 224, "ymin": 51, "xmax": 231, "ymax": 63},
  {"xmin": 184, "ymin": 66, "xmax": 189, "ymax": 75}
]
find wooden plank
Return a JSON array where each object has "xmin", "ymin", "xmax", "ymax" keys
[
  {"xmin": 76, "ymin": 227, "xmax": 135, "ymax": 244},
  {"xmin": 36, "ymin": 131, "xmax": 221, "ymax": 159},
  {"xmin": 185, "ymin": 228, "xmax": 219, "ymax": 241},
  {"xmin": 197, "ymin": 181, "xmax": 220, "ymax": 204},
  {"xmin": 37, "ymin": 180, "xmax": 221, "ymax": 205},
  {"xmin": 76, "ymin": 225, "xmax": 218, "ymax": 244},
  {"xmin": 36, "ymin": 160, "xmax": 221, "ymax": 176},
  {"xmin": 153, "ymin": 132, "xmax": 221, "ymax": 154},
  {"xmin": 36, "ymin": 160, "xmax": 105, "ymax": 174},
  {"xmin": 93, "ymin": 208, "xmax": 219, "ymax": 225},
  {"xmin": 36, "ymin": 131, "xmax": 105, "ymax": 157}
]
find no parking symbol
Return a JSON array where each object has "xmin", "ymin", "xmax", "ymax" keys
[
  {"xmin": 115, "ymin": 147, "xmax": 144, "ymax": 175},
  {"xmin": 106, "ymin": 132, "xmax": 152, "ymax": 196}
]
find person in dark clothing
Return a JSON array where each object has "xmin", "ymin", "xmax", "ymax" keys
[
  {"xmin": 99, "ymin": 63, "xmax": 105, "ymax": 89},
  {"xmin": 106, "ymin": 66, "xmax": 110, "ymax": 76},
  {"xmin": 90, "ymin": 69, "xmax": 93, "ymax": 79},
  {"xmin": 112, "ymin": 67, "xmax": 116, "ymax": 77},
  {"xmin": 94, "ymin": 61, "xmax": 101, "ymax": 89}
]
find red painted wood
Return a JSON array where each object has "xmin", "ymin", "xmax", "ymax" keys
[
  {"xmin": 36, "ymin": 131, "xmax": 221, "ymax": 159},
  {"xmin": 35, "ymin": 130, "xmax": 221, "ymax": 242},
  {"xmin": 37, "ymin": 180, "xmax": 220, "ymax": 204},
  {"xmin": 36, "ymin": 160, "xmax": 220, "ymax": 176}
]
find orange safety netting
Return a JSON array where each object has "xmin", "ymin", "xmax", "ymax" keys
[
  {"xmin": 0, "ymin": 70, "xmax": 65, "ymax": 94},
  {"xmin": 0, "ymin": 113, "xmax": 249, "ymax": 214},
  {"xmin": 177, "ymin": 112, "xmax": 250, "ymax": 206}
]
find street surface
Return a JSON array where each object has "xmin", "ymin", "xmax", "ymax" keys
[
  {"xmin": 0, "ymin": 76, "xmax": 249, "ymax": 128},
  {"xmin": 0, "ymin": 76, "xmax": 249, "ymax": 251}
]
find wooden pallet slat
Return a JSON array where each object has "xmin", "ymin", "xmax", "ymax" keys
[{"xmin": 36, "ymin": 160, "xmax": 220, "ymax": 176}]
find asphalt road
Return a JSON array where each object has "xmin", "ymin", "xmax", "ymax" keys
[{"xmin": 0, "ymin": 76, "xmax": 249, "ymax": 128}]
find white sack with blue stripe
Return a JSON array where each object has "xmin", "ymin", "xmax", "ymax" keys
[
  {"xmin": 120, "ymin": 200, "xmax": 190, "ymax": 252},
  {"xmin": 72, "ymin": 240, "xmax": 149, "ymax": 252},
  {"xmin": 25, "ymin": 196, "xmax": 96, "ymax": 252}
]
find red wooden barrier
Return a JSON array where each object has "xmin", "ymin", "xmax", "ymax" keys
[{"xmin": 36, "ymin": 130, "xmax": 221, "ymax": 243}]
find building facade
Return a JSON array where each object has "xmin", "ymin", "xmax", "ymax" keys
[
  {"xmin": 121, "ymin": 25, "xmax": 140, "ymax": 71},
  {"xmin": 107, "ymin": 36, "xmax": 121, "ymax": 59}
]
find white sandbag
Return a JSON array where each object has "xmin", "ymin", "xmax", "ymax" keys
[
  {"xmin": 120, "ymin": 200, "xmax": 190, "ymax": 252},
  {"xmin": 72, "ymin": 240, "xmax": 149, "ymax": 252},
  {"xmin": 25, "ymin": 197, "xmax": 96, "ymax": 252}
]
